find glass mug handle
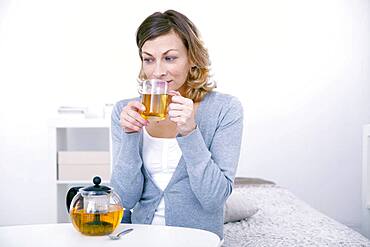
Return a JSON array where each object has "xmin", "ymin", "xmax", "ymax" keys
[{"xmin": 137, "ymin": 78, "xmax": 144, "ymax": 94}]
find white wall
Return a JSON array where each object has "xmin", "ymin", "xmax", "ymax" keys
[{"xmin": 0, "ymin": 0, "xmax": 369, "ymax": 235}]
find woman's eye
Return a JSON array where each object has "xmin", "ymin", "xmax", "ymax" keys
[
  {"xmin": 143, "ymin": 58, "xmax": 153, "ymax": 63},
  {"xmin": 165, "ymin": 56, "xmax": 177, "ymax": 62}
]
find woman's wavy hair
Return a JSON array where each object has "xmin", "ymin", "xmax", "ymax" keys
[{"xmin": 136, "ymin": 10, "xmax": 215, "ymax": 102}]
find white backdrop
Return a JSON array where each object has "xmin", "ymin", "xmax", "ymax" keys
[{"xmin": 0, "ymin": 0, "xmax": 369, "ymax": 235}]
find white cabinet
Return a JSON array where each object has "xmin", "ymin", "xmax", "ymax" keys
[
  {"xmin": 362, "ymin": 124, "xmax": 370, "ymax": 238},
  {"xmin": 49, "ymin": 117, "xmax": 112, "ymax": 223}
]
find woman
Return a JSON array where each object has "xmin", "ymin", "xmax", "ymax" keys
[{"xmin": 110, "ymin": 9, "xmax": 243, "ymax": 240}]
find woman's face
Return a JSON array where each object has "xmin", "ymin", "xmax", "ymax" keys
[{"xmin": 141, "ymin": 31, "xmax": 191, "ymax": 92}]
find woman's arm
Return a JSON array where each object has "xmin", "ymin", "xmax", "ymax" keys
[
  {"xmin": 176, "ymin": 96, "xmax": 243, "ymax": 212},
  {"xmin": 110, "ymin": 101, "xmax": 144, "ymax": 209}
]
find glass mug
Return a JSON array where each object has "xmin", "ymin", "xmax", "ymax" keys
[{"xmin": 138, "ymin": 79, "xmax": 169, "ymax": 121}]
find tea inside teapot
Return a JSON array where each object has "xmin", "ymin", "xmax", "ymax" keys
[{"xmin": 68, "ymin": 176, "xmax": 124, "ymax": 236}]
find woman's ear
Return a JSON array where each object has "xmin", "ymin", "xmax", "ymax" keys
[{"xmin": 190, "ymin": 63, "xmax": 198, "ymax": 70}]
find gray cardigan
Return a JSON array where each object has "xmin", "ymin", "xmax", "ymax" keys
[{"xmin": 110, "ymin": 91, "xmax": 243, "ymax": 239}]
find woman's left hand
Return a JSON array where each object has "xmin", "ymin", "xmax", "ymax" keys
[{"xmin": 168, "ymin": 90, "xmax": 196, "ymax": 136}]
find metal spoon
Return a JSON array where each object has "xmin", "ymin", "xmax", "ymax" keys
[{"xmin": 109, "ymin": 228, "xmax": 134, "ymax": 240}]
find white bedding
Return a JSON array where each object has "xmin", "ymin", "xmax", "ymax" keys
[{"xmin": 223, "ymin": 184, "xmax": 370, "ymax": 247}]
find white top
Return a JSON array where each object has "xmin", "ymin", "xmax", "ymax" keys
[
  {"xmin": 142, "ymin": 127, "xmax": 182, "ymax": 225},
  {"xmin": 0, "ymin": 223, "xmax": 221, "ymax": 247}
]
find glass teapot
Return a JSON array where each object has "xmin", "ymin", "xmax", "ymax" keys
[{"xmin": 66, "ymin": 176, "xmax": 124, "ymax": 236}]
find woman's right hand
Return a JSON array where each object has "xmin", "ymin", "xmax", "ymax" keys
[{"xmin": 120, "ymin": 101, "xmax": 148, "ymax": 133}]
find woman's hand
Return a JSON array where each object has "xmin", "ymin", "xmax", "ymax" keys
[
  {"xmin": 120, "ymin": 101, "xmax": 148, "ymax": 133},
  {"xmin": 168, "ymin": 91, "xmax": 196, "ymax": 136}
]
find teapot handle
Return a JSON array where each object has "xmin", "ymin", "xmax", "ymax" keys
[{"xmin": 66, "ymin": 186, "xmax": 83, "ymax": 213}]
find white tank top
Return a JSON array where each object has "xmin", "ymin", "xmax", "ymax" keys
[{"xmin": 142, "ymin": 127, "xmax": 182, "ymax": 225}]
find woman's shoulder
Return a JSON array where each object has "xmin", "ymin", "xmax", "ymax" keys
[
  {"xmin": 204, "ymin": 91, "xmax": 243, "ymax": 111},
  {"xmin": 199, "ymin": 90, "xmax": 243, "ymax": 129}
]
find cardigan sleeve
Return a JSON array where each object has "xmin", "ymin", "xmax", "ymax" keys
[
  {"xmin": 109, "ymin": 100, "xmax": 144, "ymax": 209},
  {"xmin": 176, "ymin": 96, "xmax": 243, "ymax": 212}
]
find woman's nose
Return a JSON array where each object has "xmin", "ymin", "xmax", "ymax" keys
[{"xmin": 153, "ymin": 61, "xmax": 167, "ymax": 78}]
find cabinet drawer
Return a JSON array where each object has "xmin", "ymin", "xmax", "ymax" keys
[
  {"xmin": 58, "ymin": 151, "xmax": 110, "ymax": 165},
  {"xmin": 58, "ymin": 164, "xmax": 110, "ymax": 181}
]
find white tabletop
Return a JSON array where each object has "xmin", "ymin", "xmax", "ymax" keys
[{"xmin": 0, "ymin": 223, "xmax": 221, "ymax": 247}]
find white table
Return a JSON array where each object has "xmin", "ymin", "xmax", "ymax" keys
[{"xmin": 0, "ymin": 223, "xmax": 221, "ymax": 247}]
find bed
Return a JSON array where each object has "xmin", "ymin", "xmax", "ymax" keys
[{"xmin": 222, "ymin": 178, "xmax": 370, "ymax": 247}]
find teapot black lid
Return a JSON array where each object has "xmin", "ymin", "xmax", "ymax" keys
[{"xmin": 83, "ymin": 176, "xmax": 111, "ymax": 193}]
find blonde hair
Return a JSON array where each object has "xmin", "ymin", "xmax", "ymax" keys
[{"xmin": 136, "ymin": 10, "xmax": 216, "ymax": 102}]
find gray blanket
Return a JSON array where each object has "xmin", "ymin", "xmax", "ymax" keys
[{"xmin": 223, "ymin": 183, "xmax": 370, "ymax": 247}]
